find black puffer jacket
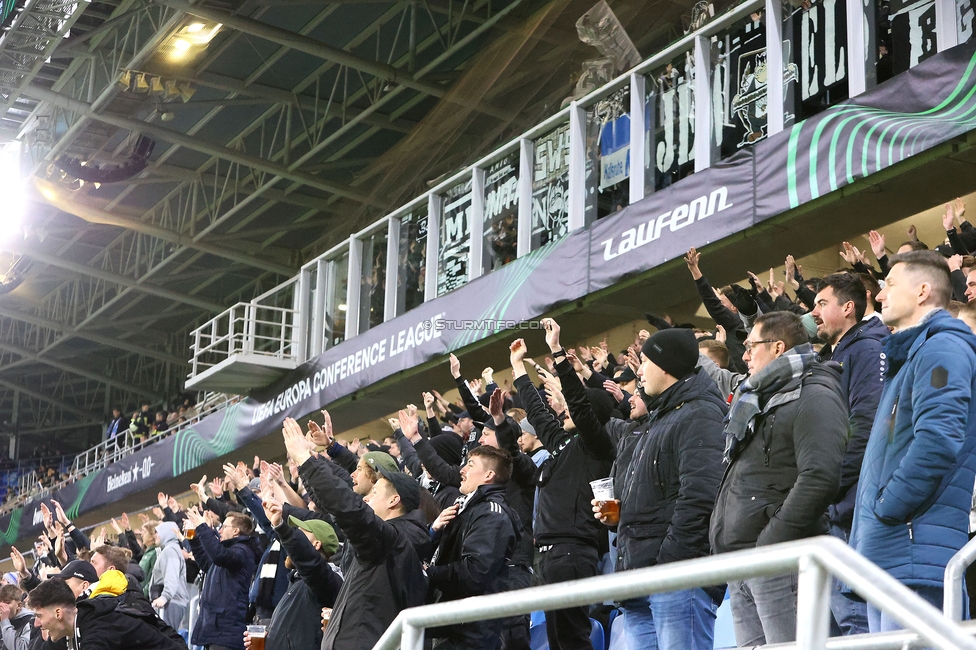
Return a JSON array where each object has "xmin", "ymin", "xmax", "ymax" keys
[
  {"xmin": 74, "ymin": 594, "xmax": 187, "ymax": 650},
  {"xmin": 298, "ymin": 456, "xmax": 431, "ymax": 650},
  {"xmin": 266, "ymin": 521, "xmax": 343, "ymax": 650},
  {"xmin": 427, "ymin": 483, "xmax": 519, "ymax": 649},
  {"xmin": 614, "ymin": 371, "xmax": 726, "ymax": 578},
  {"xmin": 709, "ymin": 362, "xmax": 848, "ymax": 554},
  {"xmin": 516, "ymin": 360, "xmax": 613, "ymax": 551}
]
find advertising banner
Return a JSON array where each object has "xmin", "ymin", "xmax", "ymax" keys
[{"xmin": 4, "ymin": 40, "xmax": 976, "ymax": 546}]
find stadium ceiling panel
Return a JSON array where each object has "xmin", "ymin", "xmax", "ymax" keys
[{"xmin": 0, "ymin": 0, "xmax": 699, "ymax": 448}]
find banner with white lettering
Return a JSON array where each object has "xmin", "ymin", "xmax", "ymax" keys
[
  {"xmin": 482, "ymin": 154, "xmax": 519, "ymax": 274},
  {"xmin": 4, "ymin": 41, "xmax": 976, "ymax": 548},
  {"xmin": 587, "ymin": 150, "xmax": 756, "ymax": 290}
]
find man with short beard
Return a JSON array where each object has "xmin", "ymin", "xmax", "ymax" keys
[
  {"xmin": 710, "ymin": 312, "xmax": 848, "ymax": 646},
  {"xmin": 810, "ymin": 273, "xmax": 888, "ymax": 636}
]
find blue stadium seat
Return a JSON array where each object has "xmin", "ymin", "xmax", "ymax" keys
[
  {"xmin": 530, "ymin": 610, "xmax": 545, "ymax": 628},
  {"xmin": 589, "ymin": 618, "xmax": 604, "ymax": 650},
  {"xmin": 529, "ymin": 622, "xmax": 549, "ymax": 650}
]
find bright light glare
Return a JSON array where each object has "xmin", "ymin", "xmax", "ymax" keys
[
  {"xmin": 337, "ymin": 304, "xmax": 347, "ymax": 312},
  {"xmin": 0, "ymin": 143, "xmax": 25, "ymax": 242},
  {"xmin": 186, "ymin": 22, "xmax": 204, "ymax": 32},
  {"xmin": 172, "ymin": 38, "xmax": 191, "ymax": 52}
]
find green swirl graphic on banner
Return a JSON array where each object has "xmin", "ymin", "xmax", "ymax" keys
[
  {"xmin": 173, "ymin": 404, "xmax": 244, "ymax": 476},
  {"xmin": 66, "ymin": 471, "xmax": 101, "ymax": 519},
  {"xmin": 0, "ymin": 509, "xmax": 21, "ymax": 545},
  {"xmin": 787, "ymin": 49, "xmax": 976, "ymax": 208},
  {"xmin": 451, "ymin": 241, "xmax": 562, "ymax": 350}
]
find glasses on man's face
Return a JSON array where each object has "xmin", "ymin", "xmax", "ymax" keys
[{"xmin": 743, "ymin": 339, "xmax": 777, "ymax": 353}]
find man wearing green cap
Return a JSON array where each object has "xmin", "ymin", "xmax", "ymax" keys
[
  {"xmin": 281, "ymin": 417, "xmax": 431, "ymax": 650},
  {"xmin": 253, "ymin": 496, "xmax": 343, "ymax": 650},
  {"xmin": 310, "ymin": 410, "xmax": 398, "ymax": 499}
]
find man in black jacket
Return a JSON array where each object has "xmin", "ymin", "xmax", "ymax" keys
[
  {"xmin": 685, "ymin": 247, "xmax": 748, "ymax": 373},
  {"xmin": 250, "ymin": 498, "xmax": 342, "ymax": 650},
  {"xmin": 590, "ymin": 328, "xmax": 726, "ymax": 649},
  {"xmin": 709, "ymin": 312, "xmax": 848, "ymax": 646},
  {"xmin": 27, "ymin": 578, "xmax": 185, "ymax": 650},
  {"xmin": 281, "ymin": 416, "xmax": 430, "ymax": 650},
  {"xmin": 426, "ymin": 445, "xmax": 519, "ymax": 650},
  {"xmin": 509, "ymin": 333, "xmax": 613, "ymax": 650},
  {"xmin": 811, "ymin": 273, "xmax": 888, "ymax": 636}
]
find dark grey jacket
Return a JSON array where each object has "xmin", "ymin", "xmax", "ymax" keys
[
  {"xmin": 266, "ymin": 521, "xmax": 342, "ymax": 650},
  {"xmin": 298, "ymin": 457, "xmax": 431, "ymax": 650},
  {"xmin": 710, "ymin": 363, "xmax": 848, "ymax": 554}
]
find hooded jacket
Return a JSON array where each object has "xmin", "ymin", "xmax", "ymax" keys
[
  {"xmin": 189, "ymin": 527, "xmax": 259, "ymax": 650},
  {"xmin": 150, "ymin": 523, "xmax": 189, "ymax": 608},
  {"xmin": 297, "ymin": 456, "xmax": 431, "ymax": 650},
  {"xmin": 426, "ymin": 483, "xmax": 519, "ymax": 649},
  {"xmin": 615, "ymin": 371, "xmax": 726, "ymax": 585},
  {"xmin": 710, "ymin": 361, "xmax": 849, "ymax": 554},
  {"xmin": 73, "ymin": 570, "xmax": 187, "ymax": 650},
  {"xmin": 1, "ymin": 609, "xmax": 35, "ymax": 650},
  {"xmin": 823, "ymin": 314, "xmax": 889, "ymax": 528},
  {"xmin": 851, "ymin": 310, "xmax": 976, "ymax": 587},
  {"xmin": 265, "ymin": 521, "xmax": 343, "ymax": 650}
]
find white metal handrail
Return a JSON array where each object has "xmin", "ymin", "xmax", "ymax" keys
[
  {"xmin": 189, "ymin": 0, "xmax": 967, "ymax": 384},
  {"xmin": 0, "ymin": 393, "xmax": 242, "ymax": 516},
  {"xmin": 763, "ymin": 622, "xmax": 976, "ymax": 649},
  {"xmin": 189, "ymin": 301, "xmax": 298, "ymax": 373},
  {"xmin": 944, "ymin": 533, "xmax": 976, "ymax": 622},
  {"xmin": 372, "ymin": 536, "xmax": 976, "ymax": 650}
]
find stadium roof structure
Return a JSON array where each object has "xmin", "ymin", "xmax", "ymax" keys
[{"xmin": 0, "ymin": 0, "xmax": 698, "ymax": 450}]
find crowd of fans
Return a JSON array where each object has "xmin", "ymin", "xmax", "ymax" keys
[
  {"xmin": 106, "ymin": 395, "xmax": 201, "ymax": 445},
  {"xmin": 0, "ymin": 394, "xmax": 222, "ymax": 517},
  {"xmin": 6, "ymin": 199, "xmax": 976, "ymax": 650}
]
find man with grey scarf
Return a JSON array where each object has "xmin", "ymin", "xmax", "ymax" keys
[{"xmin": 709, "ymin": 311, "xmax": 848, "ymax": 647}]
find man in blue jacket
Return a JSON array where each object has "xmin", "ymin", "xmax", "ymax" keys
[
  {"xmin": 851, "ymin": 250, "xmax": 976, "ymax": 632},
  {"xmin": 811, "ymin": 272, "xmax": 888, "ymax": 636},
  {"xmin": 185, "ymin": 509, "xmax": 258, "ymax": 650}
]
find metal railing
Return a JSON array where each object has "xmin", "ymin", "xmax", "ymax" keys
[
  {"xmin": 944, "ymin": 533, "xmax": 976, "ymax": 623},
  {"xmin": 762, "ymin": 622, "xmax": 976, "ymax": 649},
  {"xmin": 190, "ymin": 300, "xmax": 299, "ymax": 376},
  {"xmin": 187, "ymin": 0, "xmax": 971, "ymax": 387},
  {"xmin": 0, "ymin": 392, "xmax": 242, "ymax": 515},
  {"xmin": 372, "ymin": 536, "xmax": 976, "ymax": 650},
  {"xmin": 70, "ymin": 431, "xmax": 137, "ymax": 478}
]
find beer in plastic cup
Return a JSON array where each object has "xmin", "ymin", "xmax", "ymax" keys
[
  {"xmin": 590, "ymin": 477, "xmax": 620, "ymax": 525},
  {"xmin": 322, "ymin": 608, "xmax": 332, "ymax": 632},
  {"xmin": 185, "ymin": 527, "xmax": 195, "ymax": 540},
  {"xmin": 247, "ymin": 625, "xmax": 266, "ymax": 650}
]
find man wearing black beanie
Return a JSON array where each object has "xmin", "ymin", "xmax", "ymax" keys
[{"xmin": 588, "ymin": 325, "xmax": 728, "ymax": 649}]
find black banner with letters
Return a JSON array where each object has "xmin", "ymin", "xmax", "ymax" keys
[{"xmin": 4, "ymin": 40, "xmax": 976, "ymax": 546}]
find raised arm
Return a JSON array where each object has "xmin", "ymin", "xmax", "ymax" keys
[
  {"xmin": 542, "ymin": 318, "xmax": 615, "ymax": 461},
  {"xmin": 510, "ymin": 338, "xmax": 572, "ymax": 452}
]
